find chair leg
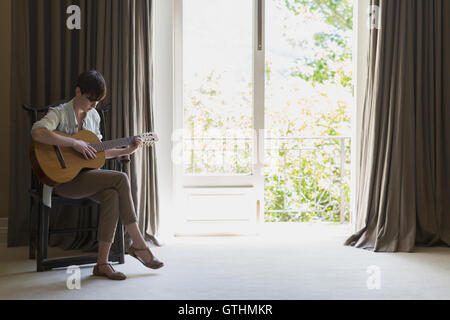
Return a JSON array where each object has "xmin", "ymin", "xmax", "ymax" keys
[
  {"xmin": 37, "ymin": 204, "xmax": 50, "ymax": 272},
  {"xmin": 29, "ymin": 197, "xmax": 37, "ymax": 260},
  {"xmin": 117, "ymin": 220, "xmax": 125, "ymax": 264}
]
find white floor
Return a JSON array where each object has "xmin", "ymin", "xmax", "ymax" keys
[{"xmin": 1, "ymin": 223, "xmax": 450, "ymax": 300}]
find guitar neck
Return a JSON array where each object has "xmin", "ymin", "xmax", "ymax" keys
[{"xmin": 90, "ymin": 136, "xmax": 138, "ymax": 152}]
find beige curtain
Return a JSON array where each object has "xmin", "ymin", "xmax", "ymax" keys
[
  {"xmin": 8, "ymin": 0, "xmax": 159, "ymax": 249},
  {"xmin": 345, "ymin": 0, "xmax": 450, "ymax": 252}
]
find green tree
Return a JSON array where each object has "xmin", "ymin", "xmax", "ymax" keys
[{"xmin": 284, "ymin": 0, "xmax": 353, "ymax": 88}]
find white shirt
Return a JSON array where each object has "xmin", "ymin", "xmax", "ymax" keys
[{"xmin": 31, "ymin": 99, "xmax": 103, "ymax": 140}]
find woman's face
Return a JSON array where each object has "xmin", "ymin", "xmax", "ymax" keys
[
  {"xmin": 80, "ymin": 94, "xmax": 99, "ymax": 111},
  {"xmin": 75, "ymin": 87, "xmax": 100, "ymax": 112}
]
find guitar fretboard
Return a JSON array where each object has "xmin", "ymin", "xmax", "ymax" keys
[{"xmin": 90, "ymin": 136, "xmax": 138, "ymax": 152}]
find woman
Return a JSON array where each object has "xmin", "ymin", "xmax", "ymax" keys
[{"xmin": 31, "ymin": 70, "xmax": 163, "ymax": 280}]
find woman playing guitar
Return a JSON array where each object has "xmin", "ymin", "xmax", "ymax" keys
[{"xmin": 31, "ymin": 71, "xmax": 163, "ymax": 280}]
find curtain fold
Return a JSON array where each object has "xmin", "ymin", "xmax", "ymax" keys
[
  {"xmin": 8, "ymin": 0, "xmax": 159, "ymax": 249},
  {"xmin": 345, "ymin": 0, "xmax": 450, "ymax": 252}
]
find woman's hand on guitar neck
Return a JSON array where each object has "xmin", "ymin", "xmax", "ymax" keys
[
  {"xmin": 71, "ymin": 139, "xmax": 97, "ymax": 160},
  {"xmin": 125, "ymin": 137, "xmax": 144, "ymax": 155}
]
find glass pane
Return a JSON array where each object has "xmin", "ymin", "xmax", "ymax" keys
[
  {"xmin": 183, "ymin": 0, "xmax": 253, "ymax": 175},
  {"xmin": 264, "ymin": 0, "xmax": 353, "ymax": 222}
]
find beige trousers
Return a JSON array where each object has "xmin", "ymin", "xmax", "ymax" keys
[{"xmin": 54, "ymin": 169, "xmax": 137, "ymax": 243}]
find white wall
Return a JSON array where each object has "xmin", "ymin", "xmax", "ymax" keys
[
  {"xmin": 351, "ymin": 0, "xmax": 370, "ymax": 231},
  {"xmin": 154, "ymin": 0, "xmax": 175, "ymax": 239}
]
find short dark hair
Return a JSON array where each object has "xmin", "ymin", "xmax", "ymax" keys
[{"xmin": 76, "ymin": 70, "xmax": 107, "ymax": 101}]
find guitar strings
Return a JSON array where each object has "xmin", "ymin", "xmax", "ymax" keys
[{"xmin": 89, "ymin": 134, "xmax": 156, "ymax": 152}]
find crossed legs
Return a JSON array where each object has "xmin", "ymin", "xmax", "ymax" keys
[{"xmin": 54, "ymin": 169, "xmax": 160, "ymax": 277}]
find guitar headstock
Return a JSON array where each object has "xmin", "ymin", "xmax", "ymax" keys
[{"xmin": 139, "ymin": 132, "xmax": 159, "ymax": 146}]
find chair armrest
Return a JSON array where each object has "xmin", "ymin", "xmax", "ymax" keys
[
  {"xmin": 114, "ymin": 156, "xmax": 130, "ymax": 173},
  {"xmin": 117, "ymin": 155, "xmax": 130, "ymax": 163}
]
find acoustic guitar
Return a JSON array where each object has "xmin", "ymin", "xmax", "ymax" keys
[{"xmin": 30, "ymin": 130, "xmax": 158, "ymax": 187}]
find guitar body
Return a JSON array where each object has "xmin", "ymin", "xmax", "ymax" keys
[{"xmin": 30, "ymin": 130, "xmax": 106, "ymax": 187}]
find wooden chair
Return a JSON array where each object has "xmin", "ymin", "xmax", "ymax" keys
[{"xmin": 23, "ymin": 101, "xmax": 128, "ymax": 272}]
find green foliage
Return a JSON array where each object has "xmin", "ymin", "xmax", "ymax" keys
[
  {"xmin": 284, "ymin": 0, "xmax": 353, "ymax": 30},
  {"xmin": 284, "ymin": 0, "xmax": 353, "ymax": 89},
  {"xmin": 264, "ymin": 1, "xmax": 353, "ymax": 223},
  {"xmin": 264, "ymin": 109, "xmax": 351, "ymax": 223}
]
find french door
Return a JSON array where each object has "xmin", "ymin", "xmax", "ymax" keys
[
  {"xmin": 174, "ymin": 0, "xmax": 265, "ymax": 234},
  {"xmin": 174, "ymin": 0, "xmax": 354, "ymax": 233}
]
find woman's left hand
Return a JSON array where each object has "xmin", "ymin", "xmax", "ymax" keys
[{"xmin": 127, "ymin": 137, "xmax": 143, "ymax": 155}]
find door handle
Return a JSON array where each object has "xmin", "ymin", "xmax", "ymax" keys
[
  {"xmin": 256, "ymin": 199, "xmax": 261, "ymax": 223},
  {"xmin": 257, "ymin": 0, "xmax": 262, "ymax": 51}
]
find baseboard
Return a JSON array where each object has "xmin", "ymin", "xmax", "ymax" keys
[{"xmin": 0, "ymin": 218, "xmax": 7, "ymax": 246}]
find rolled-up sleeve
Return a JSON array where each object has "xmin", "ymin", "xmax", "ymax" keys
[{"xmin": 31, "ymin": 109, "xmax": 60, "ymax": 134}]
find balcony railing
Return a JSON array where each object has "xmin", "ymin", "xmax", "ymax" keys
[
  {"xmin": 264, "ymin": 136, "xmax": 351, "ymax": 223},
  {"xmin": 184, "ymin": 137, "xmax": 253, "ymax": 175},
  {"xmin": 183, "ymin": 136, "xmax": 351, "ymax": 223}
]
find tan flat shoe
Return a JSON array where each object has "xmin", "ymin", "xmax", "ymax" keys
[
  {"xmin": 93, "ymin": 263, "xmax": 127, "ymax": 280},
  {"xmin": 128, "ymin": 246, "xmax": 164, "ymax": 269}
]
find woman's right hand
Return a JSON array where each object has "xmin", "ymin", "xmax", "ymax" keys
[{"xmin": 71, "ymin": 139, "xmax": 97, "ymax": 160}]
